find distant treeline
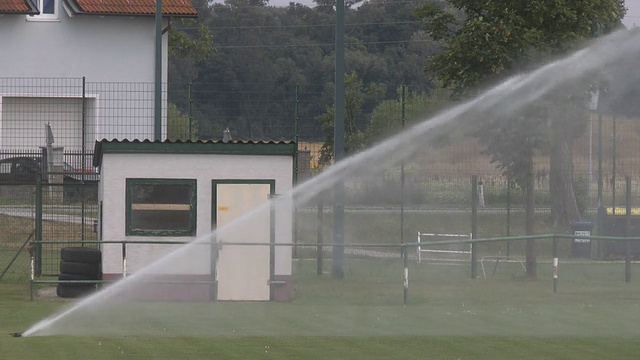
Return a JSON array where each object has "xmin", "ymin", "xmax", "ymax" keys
[{"xmin": 168, "ymin": 0, "xmax": 440, "ymax": 141}]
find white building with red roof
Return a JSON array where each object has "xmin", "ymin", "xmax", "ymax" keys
[{"xmin": 0, "ymin": 0, "xmax": 198, "ymax": 152}]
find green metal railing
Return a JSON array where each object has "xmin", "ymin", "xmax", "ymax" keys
[
  {"xmin": 29, "ymin": 239, "xmax": 191, "ymax": 301},
  {"xmin": 27, "ymin": 234, "xmax": 640, "ymax": 304}
]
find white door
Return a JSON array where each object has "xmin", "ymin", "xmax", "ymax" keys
[{"xmin": 215, "ymin": 182, "xmax": 272, "ymax": 301}]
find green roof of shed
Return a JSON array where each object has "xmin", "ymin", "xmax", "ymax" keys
[{"xmin": 93, "ymin": 139, "xmax": 297, "ymax": 167}]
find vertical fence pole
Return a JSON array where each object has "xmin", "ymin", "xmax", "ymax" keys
[
  {"xmin": 122, "ymin": 242, "xmax": 127, "ymax": 278},
  {"xmin": 612, "ymin": 117, "xmax": 617, "ymax": 210},
  {"xmin": 188, "ymin": 82, "xmax": 193, "ymax": 140},
  {"xmin": 293, "ymin": 84, "xmax": 300, "ymax": 259},
  {"xmin": 471, "ymin": 175, "xmax": 478, "ymax": 279},
  {"xmin": 332, "ymin": 0, "xmax": 346, "ymax": 280},
  {"xmin": 597, "ymin": 107, "xmax": 604, "ymax": 259},
  {"xmin": 35, "ymin": 173, "xmax": 43, "ymax": 277},
  {"xmin": 400, "ymin": 85, "xmax": 406, "ymax": 258},
  {"xmin": 294, "ymin": 84, "xmax": 300, "ymax": 184},
  {"xmin": 211, "ymin": 232, "xmax": 219, "ymax": 301},
  {"xmin": 81, "ymin": 77, "xmax": 87, "ymax": 243},
  {"xmin": 598, "ymin": 109, "xmax": 603, "ymax": 206},
  {"xmin": 506, "ymin": 176, "xmax": 511, "ymax": 257},
  {"xmin": 154, "ymin": 0, "xmax": 162, "ymax": 141},
  {"xmin": 552, "ymin": 235, "xmax": 558, "ymax": 293},
  {"xmin": 317, "ymin": 195, "xmax": 324, "ymax": 276},
  {"xmin": 333, "ymin": 184, "xmax": 345, "ymax": 279},
  {"xmin": 625, "ymin": 176, "xmax": 631, "ymax": 283},
  {"xmin": 30, "ymin": 250, "xmax": 35, "ymax": 301},
  {"xmin": 269, "ymin": 194, "xmax": 276, "ymax": 301},
  {"xmin": 403, "ymin": 243, "xmax": 408, "ymax": 305}
]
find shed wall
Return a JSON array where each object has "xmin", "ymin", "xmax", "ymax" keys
[{"xmin": 99, "ymin": 152, "xmax": 293, "ymax": 277}]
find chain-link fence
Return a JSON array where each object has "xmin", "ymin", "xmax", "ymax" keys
[{"xmin": 2, "ymin": 78, "xmax": 640, "ymax": 287}]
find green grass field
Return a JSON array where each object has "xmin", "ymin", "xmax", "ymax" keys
[{"xmin": 3, "ymin": 258, "xmax": 640, "ymax": 359}]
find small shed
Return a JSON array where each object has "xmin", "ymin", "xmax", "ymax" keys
[{"xmin": 93, "ymin": 139, "xmax": 296, "ymax": 301}]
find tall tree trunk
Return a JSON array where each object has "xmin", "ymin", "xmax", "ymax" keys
[
  {"xmin": 549, "ymin": 123, "xmax": 581, "ymax": 230},
  {"xmin": 524, "ymin": 172, "xmax": 537, "ymax": 279}
]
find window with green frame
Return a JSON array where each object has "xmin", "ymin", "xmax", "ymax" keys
[{"xmin": 126, "ymin": 179, "xmax": 197, "ymax": 236}]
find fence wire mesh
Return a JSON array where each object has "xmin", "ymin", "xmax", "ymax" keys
[{"xmin": 2, "ymin": 78, "xmax": 640, "ymax": 290}]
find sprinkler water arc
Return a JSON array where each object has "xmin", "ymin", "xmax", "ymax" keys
[{"xmin": 20, "ymin": 28, "xmax": 640, "ymax": 338}]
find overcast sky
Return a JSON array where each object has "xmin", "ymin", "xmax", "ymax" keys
[{"xmin": 263, "ymin": 0, "xmax": 640, "ymax": 28}]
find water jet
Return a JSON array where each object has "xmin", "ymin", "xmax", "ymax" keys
[{"xmin": 20, "ymin": 28, "xmax": 640, "ymax": 338}]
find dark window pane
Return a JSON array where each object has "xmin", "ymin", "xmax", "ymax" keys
[
  {"xmin": 131, "ymin": 184, "xmax": 191, "ymax": 204},
  {"xmin": 42, "ymin": 0, "xmax": 55, "ymax": 14},
  {"xmin": 127, "ymin": 181, "xmax": 195, "ymax": 235},
  {"xmin": 131, "ymin": 210, "xmax": 191, "ymax": 231}
]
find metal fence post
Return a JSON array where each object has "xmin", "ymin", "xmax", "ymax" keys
[
  {"xmin": 188, "ymin": 82, "xmax": 193, "ymax": 140},
  {"xmin": 625, "ymin": 176, "xmax": 631, "ymax": 283},
  {"xmin": 612, "ymin": 117, "xmax": 617, "ymax": 209},
  {"xmin": 35, "ymin": 173, "xmax": 43, "ymax": 277},
  {"xmin": 81, "ymin": 76, "xmax": 87, "ymax": 243},
  {"xmin": 552, "ymin": 235, "xmax": 558, "ymax": 293},
  {"xmin": 400, "ymin": 85, "xmax": 406, "ymax": 259},
  {"xmin": 317, "ymin": 194, "xmax": 324, "ymax": 276},
  {"xmin": 29, "ymin": 246, "xmax": 35, "ymax": 301},
  {"xmin": 403, "ymin": 243, "xmax": 408, "ymax": 305},
  {"xmin": 506, "ymin": 176, "xmax": 511, "ymax": 257},
  {"xmin": 471, "ymin": 175, "xmax": 478, "ymax": 279},
  {"xmin": 293, "ymin": 84, "xmax": 300, "ymax": 259},
  {"xmin": 122, "ymin": 241, "xmax": 127, "ymax": 278}
]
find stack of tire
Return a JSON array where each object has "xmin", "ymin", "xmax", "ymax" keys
[{"xmin": 57, "ymin": 247, "xmax": 102, "ymax": 298}]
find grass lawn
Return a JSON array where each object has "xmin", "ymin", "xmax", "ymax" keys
[{"xmin": 3, "ymin": 259, "xmax": 640, "ymax": 359}]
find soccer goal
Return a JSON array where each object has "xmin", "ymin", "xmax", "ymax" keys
[{"xmin": 416, "ymin": 231, "xmax": 472, "ymax": 263}]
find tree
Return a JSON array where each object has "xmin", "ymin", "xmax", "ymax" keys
[
  {"xmin": 167, "ymin": 9, "xmax": 215, "ymax": 140},
  {"xmin": 167, "ymin": 103, "xmax": 198, "ymax": 141},
  {"xmin": 414, "ymin": 0, "xmax": 625, "ymax": 278},
  {"xmin": 364, "ymin": 86, "xmax": 452, "ymax": 146},
  {"xmin": 167, "ymin": 0, "xmax": 440, "ymax": 141},
  {"xmin": 168, "ymin": 19, "xmax": 215, "ymax": 62},
  {"xmin": 318, "ymin": 71, "xmax": 382, "ymax": 166}
]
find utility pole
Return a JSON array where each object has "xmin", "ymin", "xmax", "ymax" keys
[
  {"xmin": 332, "ymin": 0, "xmax": 345, "ymax": 279},
  {"xmin": 154, "ymin": 0, "xmax": 162, "ymax": 141}
]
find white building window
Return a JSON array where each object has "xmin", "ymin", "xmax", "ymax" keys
[
  {"xmin": 126, "ymin": 179, "xmax": 197, "ymax": 237},
  {"xmin": 27, "ymin": 0, "xmax": 59, "ymax": 21}
]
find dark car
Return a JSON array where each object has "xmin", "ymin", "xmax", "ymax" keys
[{"xmin": 0, "ymin": 156, "xmax": 98, "ymax": 194}]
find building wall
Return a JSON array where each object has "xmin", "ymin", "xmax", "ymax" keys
[
  {"xmin": 0, "ymin": 10, "xmax": 166, "ymax": 82},
  {"xmin": 0, "ymin": 8, "xmax": 169, "ymax": 149},
  {"xmin": 99, "ymin": 152, "xmax": 294, "ymax": 279}
]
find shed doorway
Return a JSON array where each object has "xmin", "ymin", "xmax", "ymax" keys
[{"xmin": 213, "ymin": 180, "xmax": 274, "ymax": 301}]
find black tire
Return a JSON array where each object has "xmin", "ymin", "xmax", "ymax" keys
[
  {"xmin": 58, "ymin": 273, "xmax": 96, "ymax": 281},
  {"xmin": 60, "ymin": 260, "xmax": 101, "ymax": 278},
  {"xmin": 60, "ymin": 247, "xmax": 101, "ymax": 263},
  {"xmin": 56, "ymin": 283, "xmax": 96, "ymax": 298},
  {"xmin": 57, "ymin": 273, "xmax": 98, "ymax": 298}
]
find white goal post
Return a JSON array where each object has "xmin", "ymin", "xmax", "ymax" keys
[{"xmin": 416, "ymin": 232, "xmax": 472, "ymax": 263}]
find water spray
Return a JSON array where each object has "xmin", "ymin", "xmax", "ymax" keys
[{"xmin": 19, "ymin": 28, "xmax": 640, "ymax": 338}]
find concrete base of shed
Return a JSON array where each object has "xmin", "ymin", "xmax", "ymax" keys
[{"xmin": 102, "ymin": 273, "xmax": 293, "ymax": 302}]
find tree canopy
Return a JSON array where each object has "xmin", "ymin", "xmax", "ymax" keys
[
  {"xmin": 168, "ymin": 0, "xmax": 440, "ymax": 141},
  {"xmin": 414, "ymin": 0, "xmax": 625, "ymax": 96},
  {"xmin": 413, "ymin": 0, "xmax": 626, "ymax": 278}
]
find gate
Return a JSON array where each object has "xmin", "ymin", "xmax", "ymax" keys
[
  {"xmin": 33, "ymin": 172, "xmax": 99, "ymax": 277},
  {"xmin": 0, "ymin": 154, "xmax": 99, "ymax": 281}
]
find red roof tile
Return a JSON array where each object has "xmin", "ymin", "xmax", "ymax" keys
[
  {"xmin": 68, "ymin": 0, "xmax": 197, "ymax": 16},
  {"xmin": 0, "ymin": 0, "xmax": 39, "ymax": 14}
]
